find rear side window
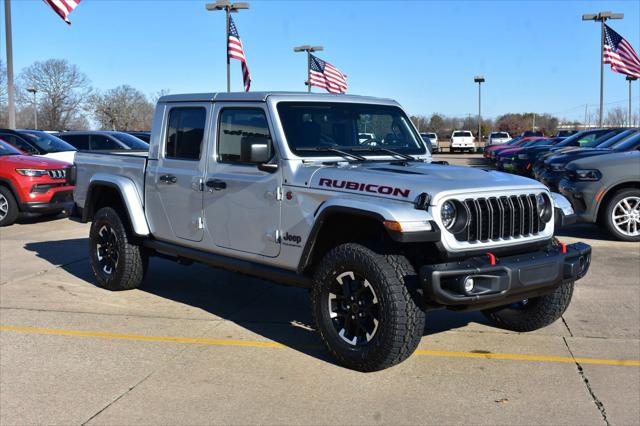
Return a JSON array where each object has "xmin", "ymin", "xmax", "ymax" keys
[
  {"xmin": 217, "ymin": 108, "xmax": 271, "ymax": 164},
  {"xmin": 90, "ymin": 135, "xmax": 122, "ymax": 150},
  {"xmin": 165, "ymin": 107, "xmax": 206, "ymax": 160},
  {"xmin": 58, "ymin": 134, "xmax": 90, "ymax": 150},
  {"xmin": 0, "ymin": 133, "xmax": 37, "ymax": 154}
]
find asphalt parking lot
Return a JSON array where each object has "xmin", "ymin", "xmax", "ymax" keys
[{"xmin": 1, "ymin": 154, "xmax": 639, "ymax": 425}]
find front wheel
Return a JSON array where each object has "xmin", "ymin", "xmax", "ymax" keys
[
  {"xmin": 481, "ymin": 281, "xmax": 574, "ymax": 332},
  {"xmin": 311, "ymin": 243, "xmax": 425, "ymax": 372},
  {"xmin": 603, "ymin": 189, "xmax": 640, "ymax": 242},
  {"xmin": 89, "ymin": 207, "xmax": 148, "ymax": 291},
  {"xmin": 0, "ymin": 187, "xmax": 19, "ymax": 227}
]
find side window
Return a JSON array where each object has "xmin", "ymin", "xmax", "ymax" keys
[
  {"xmin": 0, "ymin": 134, "xmax": 37, "ymax": 154},
  {"xmin": 218, "ymin": 108, "xmax": 272, "ymax": 164},
  {"xmin": 165, "ymin": 107, "xmax": 206, "ymax": 160},
  {"xmin": 90, "ymin": 135, "xmax": 121, "ymax": 150},
  {"xmin": 60, "ymin": 135, "xmax": 90, "ymax": 150}
]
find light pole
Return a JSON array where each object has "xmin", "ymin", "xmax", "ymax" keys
[
  {"xmin": 27, "ymin": 87, "xmax": 37, "ymax": 129},
  {"xmin": 205, "ymin": 0, "xmax": 250, "ymax": 93},
  {"xmin": 4, "ymin": 0, "xmax": 16, "ymax": 129},
  {"xmin": 626, "ymin": 75, "xmax": 637, "ymax": 127},
  {"xmin": 293, "ymin": 45, "xmax": 323, "ymax": 92},
  {"xmin": 474, "ymin": 76, "xmax": 485, "ymax": 145},
  {"xmin": 582, "ymin": 11, "xmax": 624, "ymax": 127}
]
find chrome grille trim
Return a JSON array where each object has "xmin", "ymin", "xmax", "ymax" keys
[{"xmin": 47, "ymin": 169, "xmax": 66, "ymax": 179}]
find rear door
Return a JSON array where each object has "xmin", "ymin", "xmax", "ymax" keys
[
  {"xmin": 147, "ymin": 104, "xmax": 210, "ymax": 242},
  {"xmin": 204, "ymin": 104, "xmax": 282, "ymax": 257}
]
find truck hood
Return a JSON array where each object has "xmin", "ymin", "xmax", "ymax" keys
[{"xmin": 306, "ymin": 162, "xmax": 544, "ymax": 203}]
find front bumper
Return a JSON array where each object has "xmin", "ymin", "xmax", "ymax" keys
[
  {"xmin": 420, "ymin": 242, "xmax": 591, "ymax": 311},
  {"xmin": 502, "ymin": 159, "xmax": 532, "ymax": 175},
  {"xmin": 538, "ymin": 170, "xmax": 563, "ymax": 191},
  {"xmin": 20, "ymin": 190, "xmax": 74, "ymax": 213},
  {"xmin": 559, "ymin": 179, "xmax": 596, "ymax": 223}
]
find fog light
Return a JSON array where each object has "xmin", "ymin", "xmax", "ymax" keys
[{"xmin": 464, "ymin": 277, "xmax": 474, "ymax": 293}]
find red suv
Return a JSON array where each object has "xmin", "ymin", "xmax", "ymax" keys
[{"xmin": 0, "ymin": 139, "xmax": 74, "ymax": 226}]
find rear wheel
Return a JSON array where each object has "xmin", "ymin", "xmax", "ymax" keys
[
  {"xmin": 311, "ymin": 243, "xmax": 425, "ymax": 372},
  {"xmin": 89, "ymin": 207, "xmax": 147, "ymax": 290},
  {"xmin": 481, "ymin": 281, "xmax": 574, "ymax": 332},
  {"xmin": 603, "ymin": 189, "xmax": 640, "ymax": 242},
  {"xmin": 0, "ymin": 187, "xmax": 19, "ymax": 227}
]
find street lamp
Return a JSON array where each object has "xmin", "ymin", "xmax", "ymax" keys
[
  {"xmin": 582, "ymin": 11, "xmax": 624, "ymax": 127},
  {"xmin": 26, "ymin": 87, "xmax": 37, "ymax": 129},
  {"xmin": 293, "ymin": 45, "xmax": 323, "ymax": 92},
  {"xmin": 205, "ymin": 0, "xmax": 250, "ymax": 92},
  {"xmin": 474, "ymin": 76, "xmax": 485, "ymax": 145},
  {"xmin": 626, "ymin": 75, "xmax": 637, "ymax": 127}
]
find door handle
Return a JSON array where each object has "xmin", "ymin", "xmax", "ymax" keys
[
  {"xmin": 159, "ymin": 174, "xmax": 177, "ymax": 184},
  {"xmin": 206, "ymin": 179, "xmax": 227, "ymax": 191}
]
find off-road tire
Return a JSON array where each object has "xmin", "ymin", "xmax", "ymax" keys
[
  {"xmin": 89, "ymin": 207, "xmax": 147, "ymax": 291},
  {"xmin": 0, "ymin": 186, "xmax": 19, "ymax": 227},
  {"xmin": 603, "ymin": 188, "xmax": 640, "ymax": 242},
  {"xmin": 311, "ymin": 243, "xmax": 425, "ymax": 372},
  {"xmin": 481, "ymin": 281, "xmax": 574, "ymax": 332}
]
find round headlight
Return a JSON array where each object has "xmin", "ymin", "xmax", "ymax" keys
[
  {"xmin": 536, "ymin": 193, "xmax": 552, "ymax": 223},
  {"xmin": 441, "ymin": 201, "xmax": 457, "ymax": 229}
]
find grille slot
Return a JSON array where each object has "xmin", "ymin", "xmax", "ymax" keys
[
  {"xmin": 454, "ymin": 194, "xmax": 545, "ymax": 242},
  {"xmin": 47, "ymin": 169, "xmax": 66, "ymax": 179}
]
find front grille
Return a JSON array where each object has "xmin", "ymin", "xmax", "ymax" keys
[
  {"xmin": 47, "ymin": 169, "xmax": 66, "ymax": 179},
  {"xmin": 454, "ymin": 194, "xmax": 546, "ymax": 242}
]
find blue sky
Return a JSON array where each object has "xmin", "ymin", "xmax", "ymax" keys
[{"xmin": 2, "ymin": 0, "xmax": 639, "ymax": 121}]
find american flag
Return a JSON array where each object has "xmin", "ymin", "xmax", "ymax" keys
[
  {"xmin": 42, "ymin": 0, "xmax": 80, "ymax": 25},
  {"xmin": 228, "ymin": 16, "xmax": 251, "ymax": 92},
  {"xmin": 309, "ymin": 54, "xmax": 347, "ymax": 94},
  {"xmin": 604, "ymin": 24, "xmax": 640, "ymax": 78}
]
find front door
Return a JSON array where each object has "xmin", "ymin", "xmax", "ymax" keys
[
  {"xmin": 147, "ymin": 104, "xmax": 209, "ymax": 242},
  {"xmin": 204, "ymin": 104, "xmax": 281, "ymax": 257}
]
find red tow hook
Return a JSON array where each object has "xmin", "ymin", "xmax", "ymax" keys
[
  {"xmin": 559, "ymin": 242, "xmax": 568, "ymax": 254},
  {"xmin": 486, "ymin": 252, "xmax": 497, "ymax": 266}
]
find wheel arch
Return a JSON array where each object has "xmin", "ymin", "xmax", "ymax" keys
[
  {"xmin": 0, "ymin": 178, "xmax": 20, "ymax": 205},
  {"xmin": 596, "ymin": 180, "xmax": 640, "ymax": 222},
  {"xmin": 84, "ymin": 177, "xmax": 150, "ymax": 236}
]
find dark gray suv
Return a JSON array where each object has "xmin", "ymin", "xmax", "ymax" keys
[{"xmin": 560, "ymin": 150, "xmax": 640, "ymax": 241}]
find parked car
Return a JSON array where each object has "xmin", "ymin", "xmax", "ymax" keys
[
  {"xmin": 531, "ymin": 129, "xmax": 620, "ymax": 179},
  {"xmin": 487, "ymin": 131, "xmax": 511, "ymax": 146},
  {"xmin": 56, "ymin": 131, "xmax": 149, "ymax": 151},
  {"xmin": 489, "ymin": 136, "xmax": 541, "ymax": 162},
  {"xmin": 500, "ymin": 138, "xmax": 564, "ymax": 176},
  {"xmin": 0, "ymin": 128, "xmax": 76, "ymax": 164},
  {"xmin": 521, "ymin": 130, "xmax": 544, "ymax": 138},
  {"xmin": 126, "ymin": 131, "xmax": 151, "ymax": 143},
  {"xmin": 450, "ymin": 130, "xmax": 475, "ymax": 153},
  {"xmin": 537, "ymin": 130, "xmax": 640, "ymax": 191},
  {"xmin": 560, "ymin": 150, "xmax": 640, "ymax": 241},
  {"xmin": 72, "ymin": 91, "xmax": 590, "ymax": 372},
  {"xmin": 483, "ymin": 136, "xmax": 523, "ymax": 158},
  {"xmin": 420, "ymin": 133, "xmax": 438, "ymax": 152},
  {"xmin": 495, "ymin": 138, "xmax": 555, "ymax": 171},
  {"xmin": 555, "ymin": 130, "xmax": 578, "ymax": 138},
  {"xmin": 0, "ymin": 139, "xmax": 74, "ymax": 226}
]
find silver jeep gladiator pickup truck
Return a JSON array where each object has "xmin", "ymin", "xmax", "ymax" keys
[{"xmin": 73, "ymin": 92, "xmax": 592, "ymax": 371}]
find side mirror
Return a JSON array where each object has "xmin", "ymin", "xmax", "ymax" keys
[{"xmin": 240, "ymin": 134, "xmax": 271, "ymax": 164}]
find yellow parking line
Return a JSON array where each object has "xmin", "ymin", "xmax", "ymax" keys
[{"xmin": 2, "ymin": 325, "xmax": 639, "ymax": 367}]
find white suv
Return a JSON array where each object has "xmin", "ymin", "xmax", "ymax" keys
[
  {"xmin": 488, "ymin": 131, "xmax": 511, "ymax": 146},
  {"xmin": 450, "ymin": 130, "xmax": 475, "ymax": 153},
  {"xmin": 421, "ymin": 133, "xmax": 438, "ymax": 152}
]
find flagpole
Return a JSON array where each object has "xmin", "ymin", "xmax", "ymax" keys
[
  {"xmin": 307, "ymin": 51, "xmax": 311, "ymax": 93},
  {"xmin": 226, "ymin": 7, "xmax": 230, "ymax": 92},
  {"xmin": 294, "ymin": 45, "xmax": 323, "ymax": 93},
  {"xmin": 4, "ymin": 0, "xmax": 16, "ymax": 129}
]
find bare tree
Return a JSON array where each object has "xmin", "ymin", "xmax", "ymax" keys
[
  {"xmin": 605, "ymin": 106, "xmax": 626, "ymax": 127},
  {"xmin": 93, "ymin": 85, "xmax": 154, "ymax": 131},
  {"xmin": 19, "ymin": 59, "xmax": 92, "ymax": 130},
  {"xmin": 0, "ymin": 59, "xmax": 7, "ymax": 127}
]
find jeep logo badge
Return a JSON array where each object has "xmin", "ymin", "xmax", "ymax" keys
[{"xmin": 282, "ymin": 232, "xmax": 302, "ymax": 245}]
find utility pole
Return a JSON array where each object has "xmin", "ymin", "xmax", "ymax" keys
[
  {"xmin": 582, "ymin": 11, "xmax": 624, "ymax": 127},
  {"xmin": 626, "ymin": 75, "xmax": 637, "ymax": 128},
  {"xmin": 532, "ymin": 113, "xmax": 536, "ymax": 132},
  {"xmin": 4, "ymin": 0, "xmax": 16, "ymax": 129},
  {"xmin": 473, "ymin": 76, "xmax": 485, "ymax": 144},
  {"xmin": 27, "ymin": 87, "xmax": 38, "ymax": 129},
  {"xmin": 205, "ymin": 0, "xmax": 250, "ymax": 92},
  {"xmin": 584, "ymin": 104, "xmax": 588, "ymax": 130},
  {"xmin": 293, "ymin": 45, "xmax": 323, "ymax": 92}
]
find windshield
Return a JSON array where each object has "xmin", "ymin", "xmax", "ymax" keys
[
  {"xmin": 111, "ymin": 133, "xmax": 150, "ymax": 150},
  {"xmin": 453, "ymin": 131, "xmax": 472, "ymax": 138},
  {"xmin": 277, "ymin": 102, "xmax": 426, "ymax": 157},
  {"xmin": 611, "ymin": 132, "xmax": 640, "ymax": 150},
  {"xmin": 18, "ymin": 130, "xmax": 77, "ymax": 153},
  {"xmin": 427, "ymin": 133, "xmax": 437, "ymax": 139},
  {"xmin": 583, "ymin": 129, "xmax": 626, "ymax": 148},
  {"xmin": 599, "ymin": 129, "xmax": 640, "ymax": 149},
  {"xmin": 0, "ymin": 139, "xmax": 22, "ymax": 156},
  {"xmin": 492, "ymin": 132, "xmax": 509, "ymax": 138},
  {"xmin": 556, "ymin": 130, "xmax": 606, "ymax": 147}
]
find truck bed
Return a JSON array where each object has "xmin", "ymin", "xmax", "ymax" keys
[{"xmin": 73, "ymin": 151, "xmax": 148, "ymax": 210}]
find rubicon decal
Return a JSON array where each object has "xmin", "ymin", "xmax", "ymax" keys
[{"xmin": 318, "ymin": 178, "xmax": 410, "ymax": 198}]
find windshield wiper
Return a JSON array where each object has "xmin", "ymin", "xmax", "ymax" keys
[
  {"xmin": 296, "ymin": 146, "xmax": 367, "ymax": 161},
  {"xmin": 350, "ymin": 146, "xmax": 417, "ymax": 161}
]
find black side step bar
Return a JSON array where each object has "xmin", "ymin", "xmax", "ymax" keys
[{"xmin": 142, "ymin": 239, "xmax": 312, "ymax": 289}]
